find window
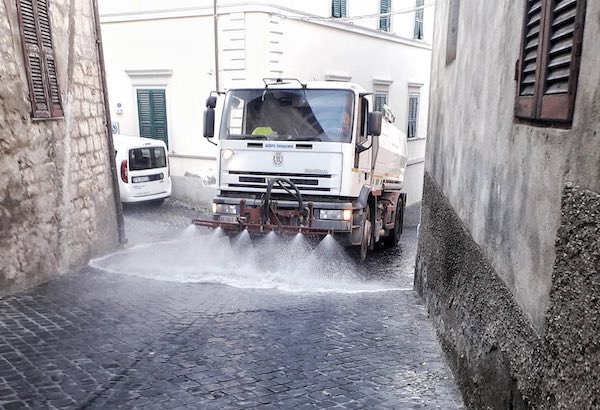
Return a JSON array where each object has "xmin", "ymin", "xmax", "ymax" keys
[
  {"xmin": 446, "ymin": 0, "xmax": 460, "ymax": 64},
  {"xmin": 407, "ymin": 94, "xmax": 420, "ymax": 138},
  {"xmin": 414, "ymin": 0, "xmax": 424, "ymax": 40},
  {"xmin": 129, "ymin": 147, "xmax": 167, "ymax": 171},
  {"xmin": 375, "ymin": 92, "xmax": 388, "ymax": 112},
  {"xmin": 379, "ymin": 0, "xmax": 391, "ymax": 32},
  {"xmin": 137, "ymin": 89, "xmax": 169, "ymax": 148},
  {"xmin": 16, "ymin": 0, "xmax": 63, "ymax": 118},
  {"xmin": 220, "ymin": 89, "xmax": 355, "ymax": 143},
  {"xmin": 515, "ymin": 0, "xmax": 587, "ymax": 124},
  {"xmin": 332, "ymin": 0, "xmax": 347, "ymax": 18}
]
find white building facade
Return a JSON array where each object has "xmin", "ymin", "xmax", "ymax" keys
[{"xmin": 99, "ymin": 0, "xmax": 433, "ymax": 220}]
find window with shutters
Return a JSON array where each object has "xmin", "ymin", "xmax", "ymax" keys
[
  {"xmin": 375, "ymin": 92, "xmax": 388, "ymax": 112},
  {"xmin": 332, "ymin": 0, "xmax": 347, "ymax": 18},
  {"xmin": 137, "ymin": 89, "xmax": 169, "ymax": 148},
  {"xmin": 414, "ymin": 0, "xmax": 424, "ymax": 40},
  {"xmin": 407, "ymin": 94, "xmax": 419, "ymax": 138},
  {"xmin": 515, "ymin": 0, "xmax": 587, "ymax": 125},
  {"xmin": 16, "ymin": 0, "xmax": 63, "ymax": 119},
  {"xmin": 379, "ymin": 0, "xmax": 391, "ymax": 32}
]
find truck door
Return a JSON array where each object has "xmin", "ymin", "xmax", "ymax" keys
[{"xmin": 354, "ymin": 96, "xmax": 372, "ymax": 181}]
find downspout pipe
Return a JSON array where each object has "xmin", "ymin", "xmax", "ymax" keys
[
  {"xmin": 91, "ymin": 0, "xmax": 126, "ymax": 245},
  {"xmin": 213, "ymin": 0, "xmax": 220, "ymax": 91}
]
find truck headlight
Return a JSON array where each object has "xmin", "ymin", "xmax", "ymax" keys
[
  {"xmin": 319, "ymin": 209, "xmax": 352, "ymax": 221},
  {"xmin": 214, "ymin": 203, "xmax": 238, "ymax": 214}
]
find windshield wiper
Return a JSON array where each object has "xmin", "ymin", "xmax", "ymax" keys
[
  {"xmin": 273, "ymin": 135, "xmax": 322, "ymax": 142},
  {"xmin": 227, "ymin": 134, "xmax": 268, "ymax": 140},
  {"xmin": 293, "ymin": 137, "xmax": 322, "ymax": 142}
]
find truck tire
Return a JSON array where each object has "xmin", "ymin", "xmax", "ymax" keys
[
  {"xmin": 359, "ymin": 203, "xmax": 372, "ymax": 261},
  {"xmin": 384, "ymin": 197, "xmax": 403, "ymax": 247}
]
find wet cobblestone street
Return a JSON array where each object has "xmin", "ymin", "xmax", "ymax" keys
[{"xmin": 0, "ymin": 200, "xmax": 463, "ymax": 409}]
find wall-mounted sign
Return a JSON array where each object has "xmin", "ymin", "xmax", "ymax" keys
[{"xmin": 111, "ymin": 122, "xmax": 120, "ymax": 134}]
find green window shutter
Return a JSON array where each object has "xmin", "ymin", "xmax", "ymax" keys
[
  {"xmin": 379, "ymin": 0, "xmax": 391, "ymax": 31},
  {"xmin": 137, "ymin": 89, "xmax": 169, "ymax": 148},
  {"xmin": 150, "ymin": 89, "xmax": 168, "ymax": 147},
  {"xmin": 332, "ymin": 0, "xmax": 341, "ymax": 17},
  {"xmin": 137, "ymin": 89, "xmax": 153, "ymax": 138},
  {"xmin": 375, "ymin": 93, "xmax": 388, "ymax": 112},
  {"xmin": 414, "ymin": 0, "xmax": 424, "ymax": 39},
  {"xmin": 408, "ymin": 94, "xmax": 419, "ymax": 138}
]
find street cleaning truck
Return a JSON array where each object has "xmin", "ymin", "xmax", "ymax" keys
[{"xmin": 193, "ymin": 79, "xmax": 408, "ymax": 261}]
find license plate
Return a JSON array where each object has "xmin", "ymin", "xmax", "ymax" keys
[
  {"xmin": 132, "ymin": 176, "xmax": 151, "ymax": 183},
  {"xmin": 219, "ymin": 215, "xmax": 238, "ymax": 223}
]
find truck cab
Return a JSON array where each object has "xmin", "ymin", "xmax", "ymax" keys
[{"xmin": 197, "ymin": 79, "xmax": 408, "ymax": 260}]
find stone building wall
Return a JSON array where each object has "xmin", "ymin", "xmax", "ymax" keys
[
  {"xmin": 415, "ymin": 0, "xmax": 599, "ymax": 408},
  {"xmin": 0, "ymin": 0, "xmax": 120, "ymax": 294}
]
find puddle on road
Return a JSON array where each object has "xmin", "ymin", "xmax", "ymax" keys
[{"xmin": 90, "ymin": 225, "xmax": 405, "ymax": 293}]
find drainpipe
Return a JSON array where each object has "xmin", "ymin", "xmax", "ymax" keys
[
  {"xmin": 213, "ymin": 0, "xmax": 220, "ymax": 91},
  {"xmin": 92, "ymin": 0, "xmax": 126, "ymax": 245}
]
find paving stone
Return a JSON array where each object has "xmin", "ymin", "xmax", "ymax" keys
[{"xmin": 0, "ymin": 200, "xmax": 464, "ymax": 409}]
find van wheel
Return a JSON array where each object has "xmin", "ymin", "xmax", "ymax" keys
[{"xmin": 384, "ymin": 197, "xmax": 403, "ymax": 247}]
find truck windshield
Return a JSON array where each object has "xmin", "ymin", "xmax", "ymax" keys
[{"xmin": 220, "ymin": 89, "xmax": 355, "ymax": 143}]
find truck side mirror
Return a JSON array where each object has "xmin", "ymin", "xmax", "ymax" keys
[
  {"xmin": 204, "ymin": 96, "xmax": 217, "ymax": 139},
  {"xmin": 367, "ymin": 112, "xmax": 382, "ymax": 136},
  {"xmin": 203, "ymin": 108, "xmax": 215, "ymax": 138}
]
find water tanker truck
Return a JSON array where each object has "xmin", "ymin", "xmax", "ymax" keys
[{"xmin": 193, "ymin": 78, "xmax": 408, "ymax": 261}]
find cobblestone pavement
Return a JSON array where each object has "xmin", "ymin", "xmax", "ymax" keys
[{"xmin": 0, "ymin": 200, "xmax": 464, "ymax": 409}]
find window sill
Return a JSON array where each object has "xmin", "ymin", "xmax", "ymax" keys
[
  {"xmin": 32, "ymin": 116, "xmax": 64, "ymax": 122},
  {"xmin": 513, "ymin": 117, "xmax": 572, "ymax": 130}
]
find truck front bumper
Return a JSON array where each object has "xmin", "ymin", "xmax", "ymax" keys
[{"xmin": 193, "ymin": 196, "xmax": 364, "ymax": 245}]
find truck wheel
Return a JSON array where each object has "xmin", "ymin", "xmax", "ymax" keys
[
  {"xmin": 384, "ymin": 197, "xmax": 403, "ymax": 247},
  {"xmin": 359, "ymin": 203, "xmax": 372, "ymax": 261}
]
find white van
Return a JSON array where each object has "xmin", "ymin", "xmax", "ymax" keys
[{"xmin": 113, "ymin": 134, "xmax": 171, "ymax": 204}]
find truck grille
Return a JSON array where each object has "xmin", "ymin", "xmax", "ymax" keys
[{"xmin": 226, "ymin": 171, "xmax": 334, "ymax": 193}]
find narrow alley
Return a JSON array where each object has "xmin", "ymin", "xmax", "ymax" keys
[{"xmin": 0, "ymin": 201, "xmax": 463, "ymax": 409}]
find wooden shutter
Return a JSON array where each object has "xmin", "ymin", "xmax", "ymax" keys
[
  {"xmin": 332, "ymin": 0, "xmax": 346, "ymax": 18},
  {"xmin": 414, "ymin": 0, "xmax": 424, "ymax": 39},
  {"xmin": 539, "ymin": 0, "xmax": 586, "ymax": 121},
  {"xmin": 137, "ymin": 89, "xmax": 154, "ymax": 138},
  {"xmin": 17, "ymin": 0, "xmax": 49, "ymax": 118},
  {"xmin": 380, "ymin": 0, "xmax": 391, "ymax": 32},
  {"xmin": 37, "ymin": 0, "xmax": 62, "ymax": 117},
  {"xmin": 16, "ymin": 0, "xmax": 62, "ymax": 119},
  {"xmin": 515, "ymin": 0, "xmax": 543, "ymax": 119},
  {"xmin": 515, "ymin": 0, "xmax": 586, "ymax": 123},
  {"xmin": 150, "ymin": 90, "xmax": 169, "ymax": 147},
  {"xmin": 408, "ymin": 95, "xmax": 419, "ymax": 138},
  {"xmin": 137, "ymin": 89, "xmax": 169, "ymax": 148},
  {"xmin": 375, "ymin": 93, "xmax": 387, "ymax": 112},
  {"xmin": 332, "ymin": 0, "xmax": 341, "ymax": 18}
]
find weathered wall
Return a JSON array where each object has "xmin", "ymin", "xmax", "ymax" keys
[
  {"xmin": 0, "ymin": 0, "xmax": 119, "ymax": 294},
  {"xmin": 416, "ymin": 176, "xmax": 599, "ymax": 409},
  {"xmin": 425, "ymin": 0, "xmax": 600, "ymax": 329},
  {"xmin": 416, "ymin": 0, "xmax": 600, "ymax": 407}
]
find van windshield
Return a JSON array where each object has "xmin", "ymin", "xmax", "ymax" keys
[
  {"xmin": 129, "ymin": 147, "xmax": 166, "ymax": 170},
  {"xmin": 220, "ymin": 89, "xmax": 355, "ymax": 143}
]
